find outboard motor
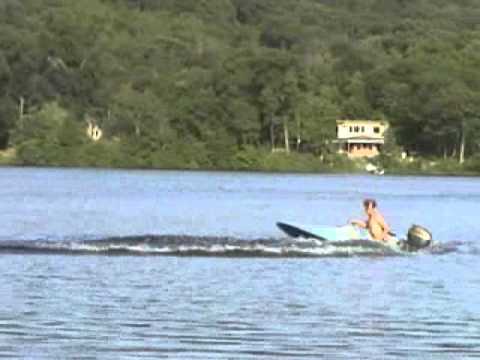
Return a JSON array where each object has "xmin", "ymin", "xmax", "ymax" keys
[{"xmin": 405, "ymin": 225, "xmax": 433, "ymax": 251}]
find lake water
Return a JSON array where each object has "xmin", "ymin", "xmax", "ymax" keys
[{"xmin": 0, "ymin": 167, "xmax": 479, "ymax": 359}]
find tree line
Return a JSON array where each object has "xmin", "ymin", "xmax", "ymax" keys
[{"xmin": 1, "ymin": 0, "xmax": 480, "ymax": 170}]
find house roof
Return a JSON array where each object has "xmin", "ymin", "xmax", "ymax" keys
[{"xmin": 336, "ymin": 119, "xmax": 388, "ymax": 126}]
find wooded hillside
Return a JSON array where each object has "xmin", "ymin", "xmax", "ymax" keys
[{"xmin": 1, "ymin": 0, "xmax": 480, "ymax": 170}]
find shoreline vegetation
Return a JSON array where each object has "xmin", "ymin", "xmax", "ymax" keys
[
  {"xmin": 1, "ymin": 1, "xmax": 480, "ymax": 176},
  {"xmin": 1, "ymin": 145, "xmax": 479, "ymax": 177}
]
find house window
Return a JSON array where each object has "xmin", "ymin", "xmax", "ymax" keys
[
  {"xmin": 354, "ymin": 126, "xmax": 359, "ymax": 132},
  {"xmin": 361, "ymin": 126, "xmax": 365, "ymax": 133},
  {"xmin": 374, "ymin": 127, "xmax": 380, "ymax": 134},
  {"xmin": 349, "ymin": 126, "xmax": 353, "ymax": 132}
]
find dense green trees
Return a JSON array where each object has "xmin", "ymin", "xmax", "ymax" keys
[{"xmin": 1, "ymin": 0, "xmax": 480, "ymax": 171}]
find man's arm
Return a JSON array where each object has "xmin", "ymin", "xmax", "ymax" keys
[
  {"xmin": 350, "ymin": 219, "xmax": 367, "ymax": 228},
  {"xmin": 377, "ymin": 214, "xmax": 391, "ymax": 240}
]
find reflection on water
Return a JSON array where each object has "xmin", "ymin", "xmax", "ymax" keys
[{"xmin": 0, "ymin": 168, "xmax": 479, "ymax": 359}]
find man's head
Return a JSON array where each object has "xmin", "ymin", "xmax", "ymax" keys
[{"xmin": 363, "ymin": 198, "xmax": 377, "ymax": 215}]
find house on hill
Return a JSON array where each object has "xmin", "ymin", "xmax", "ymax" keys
[{"xmin": 335, "ymin": 120, "xmax": 388, "ymax": 158}]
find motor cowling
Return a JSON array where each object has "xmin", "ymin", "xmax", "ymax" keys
[{"xmin": 406, "ymin": 225, "xmax": 432, "ymax": 250}]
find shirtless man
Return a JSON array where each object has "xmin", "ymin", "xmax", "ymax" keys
[{"xmin": 350, "ymin": 199, "xmax": 392, "ymax": 242}]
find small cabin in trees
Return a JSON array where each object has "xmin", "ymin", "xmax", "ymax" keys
[{"xmin": 335, "ymin": 120, "xmax": 388, "ymax": 158}]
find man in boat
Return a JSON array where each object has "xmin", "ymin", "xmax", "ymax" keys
[{"xmin": 350, "ymin": 199, "xmax": 392, "ymax": 242}]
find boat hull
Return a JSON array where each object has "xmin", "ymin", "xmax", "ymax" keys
[{"xmin": 277, "ymin": 222, "xmax": 405, "ymax": 252}]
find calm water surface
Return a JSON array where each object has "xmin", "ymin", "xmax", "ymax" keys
[{"xmin": 0, "ymin": 167, "xmax": 479, "ymax": 359}]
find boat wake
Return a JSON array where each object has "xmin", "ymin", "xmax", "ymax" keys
[{"xmin": 0, "ymin": 235, "xmax": 468, "ymax": 258}]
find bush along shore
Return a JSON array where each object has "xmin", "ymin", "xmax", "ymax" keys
[{"xmin": 3, "ymin": 131, "xmax": 480, "ymax": 176}]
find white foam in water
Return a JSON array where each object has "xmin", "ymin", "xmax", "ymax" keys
[{"xmin": 0, "ymin": 234, "xmax": 460, "ymax": 257}]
